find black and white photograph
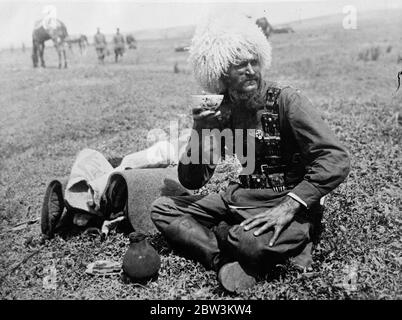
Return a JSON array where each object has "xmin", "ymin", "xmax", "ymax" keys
[{"xmin": 0, "ymin": 0, "xmax": 401, "ymax": 303}]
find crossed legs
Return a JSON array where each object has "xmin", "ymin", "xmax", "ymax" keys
[{"xmin": 151, "ymin": 193, "xmax": 313, "ymax": 274}]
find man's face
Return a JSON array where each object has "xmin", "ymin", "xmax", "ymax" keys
[{"xmin": 224, "ymin": 56, "xmax": 262, "ymax": 94}]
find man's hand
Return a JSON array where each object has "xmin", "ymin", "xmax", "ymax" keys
[
  {"xmin": 192, "ymin": 105, "xmax": 222, "ymax": 130},
  {"xmin": 240, "ymin": 196, "xmax": 302, "ymax": 246}
]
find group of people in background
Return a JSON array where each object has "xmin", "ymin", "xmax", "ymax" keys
[{"xmin": 94, "ymin": 27, "xmax": 126, "ymax": 64}]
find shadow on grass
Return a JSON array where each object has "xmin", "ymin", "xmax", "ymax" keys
[{"xmin": 148, "ymin": 232, "xmax": 172, "ymax": 255}]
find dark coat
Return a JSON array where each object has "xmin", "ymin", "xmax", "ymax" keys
[
  {"xmin": 178, "ymin": 80, "xmax": 350, "ymax": 210},
  {"xmin": 94, "ymin": 33, "xmax": 107, "ymax": 49}
]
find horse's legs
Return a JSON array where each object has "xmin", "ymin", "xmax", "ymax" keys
[
  {"xmin": 63, "ymin": 47, "xmax": 67, "ymax": 68},
  {"xmin": 39, "ymin": 43, "xmax": 45, "ymax": 68},
  {"xmin": 32, "ymin": 42, "xmax": 38, "ymax": 68},
  {"xmin": 56, "ymin": 45, "xmax": 62, "ymax": 69}
]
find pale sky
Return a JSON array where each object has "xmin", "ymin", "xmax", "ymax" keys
[{"xmin": 0, "ymin": 0, "xmax": 400, "ymax": 48}]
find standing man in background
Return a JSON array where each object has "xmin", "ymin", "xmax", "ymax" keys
[
  {"xmin": 94, "ymin": 28, "xmax": 107, "ymax": 64},
  {"xmin": 113, "ymin": 28, "xmax": 125, "ymax": 63}
]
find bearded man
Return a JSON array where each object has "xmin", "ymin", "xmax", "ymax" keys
[{"xmin": 150, "ymin": 14, "xmax": 350, "ymax": 293}]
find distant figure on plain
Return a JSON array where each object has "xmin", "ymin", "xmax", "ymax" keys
[
  {"xmin": 66, "ymin": 34, "xmax": 89, "ymax": 55},
  {"xmin": 113, "ymin": 28, "xmax": 125, "ymax": 62},
  {"xmin": 255, "ymin": 17, "xmax": 273, "ymax": 39},
  {"xmin": 126, "ymin": 34, "xmax": 137, "ymax": 49},
  {"xmin": 22, "ymin": 43, "xmax": 26, "ymax": 53},
  {"xmin": 255, "ymin": 16, "xmax": 295, "ymax": 39},
  {"xmin": 272, "ymin": 26, "xmax": 295, "ymax": 34},
  {"xmin": 94, "ymin": 28, "xmax": 107, "ymax": 64},
  {"xmin": 32, "ymin": 5, "xmax": 68, "ymax": 69}
]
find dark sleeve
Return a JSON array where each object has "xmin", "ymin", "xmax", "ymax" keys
[
  {"xmin": 284, "ymin": 89, "xmax": 351, "ymax": 209},
  {"xmin": 177, "ymin": 129, "xmax": 219, "ymax": 190}
]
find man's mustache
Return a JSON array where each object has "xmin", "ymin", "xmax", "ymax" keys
[{"xmin": 244, "ymin": 75, "xmax": 260, "ymax": 81}]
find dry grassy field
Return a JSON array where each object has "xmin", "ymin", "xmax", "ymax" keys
[{"xmin": 0, "ymin": 10, "xmax": 401, "ymax": 299}]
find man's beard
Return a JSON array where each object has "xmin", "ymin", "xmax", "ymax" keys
[{"xmin": 228, "ymin": 78, "xmax": 265, "ymax": 112}]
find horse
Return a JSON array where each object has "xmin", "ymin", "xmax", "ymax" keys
[
  {"xmin": 255, "ymin": 17, "xmax": 273, "ymax": 40},
  {"xmin": 174, "ymin": 45, "xmax": 190, "ymax": 52},
  {"xmin": 32, "ymin": 19, "xmax": 68, "ymax": 69},
  {"xmin": 66, "ymin": 34, "xmax": 89, "ymax": 55},
  {"xmin": 272, "ymin": 26, "xmax": 295, "ymax": 34},
  {"xmin": 255, "ymin": 16, "xmax": 295, "ymax": 38},
  {"xmin": 126, "ymin": 34, "xmax": 137, "ymax": 49}
]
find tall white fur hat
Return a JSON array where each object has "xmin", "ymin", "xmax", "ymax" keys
[
  {"xmin": 189, "ymin": 12, "xmax": 272, "ymax": 94},
  {"xmin": 42, "ymin": 5, "xmax": 57, "ymax": 18}
]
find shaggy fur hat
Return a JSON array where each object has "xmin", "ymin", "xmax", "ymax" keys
[{"xmin": 189, "ymin": 12, "xmax": 272, "ymax": 94}]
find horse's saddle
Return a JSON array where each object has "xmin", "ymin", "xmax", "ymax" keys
[{"xmin": 34, "ymin": 18, "xmax": 62, "ymax": 32}]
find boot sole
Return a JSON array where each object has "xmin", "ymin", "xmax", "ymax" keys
[
  {"xmin": 218, "ymin": 262, "xmax": 256, "ymax": 293},
  {"xmin": 41, "ymin": 180, "xmax": 65, "ymax": 238}
]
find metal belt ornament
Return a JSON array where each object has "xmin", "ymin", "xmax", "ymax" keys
[{"xmin": 239, "ymin": 87, "xmax": 287, "ymax": 192}]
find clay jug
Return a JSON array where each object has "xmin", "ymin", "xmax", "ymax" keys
[{"xmin": 122, "ymin": 232, "xmax": 161, "ymax": 281}]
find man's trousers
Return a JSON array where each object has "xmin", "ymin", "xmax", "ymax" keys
[{"xmin": 151, "ymin": 193, "xmax": 321, "ymax": 273}]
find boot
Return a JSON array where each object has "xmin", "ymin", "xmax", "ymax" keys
[
  {"xmin": 100, "ymin": 177, "xmax": 127, "ymax": 219},
  {"xmin": 210, "ymin": 221, "xmax": 237, "ymax": 270},
  {"xmin": 289, "ymin": 242, "xmax": 313, "ymax": 271},
  {"xmin": 41, "ymin": 179, "xmax": 73, "ymax": 238},
  {"xmin": 218, "ymin": 261, "xmax": 257, "ymax": 293},
  {"xmin": 163, "ymin": 216, "xmax": 223, "ymax": 271}
]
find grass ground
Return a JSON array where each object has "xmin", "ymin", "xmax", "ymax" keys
[{"xmin": 0, "ymin": 10, "xmax": 401, "ymax": 299}]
